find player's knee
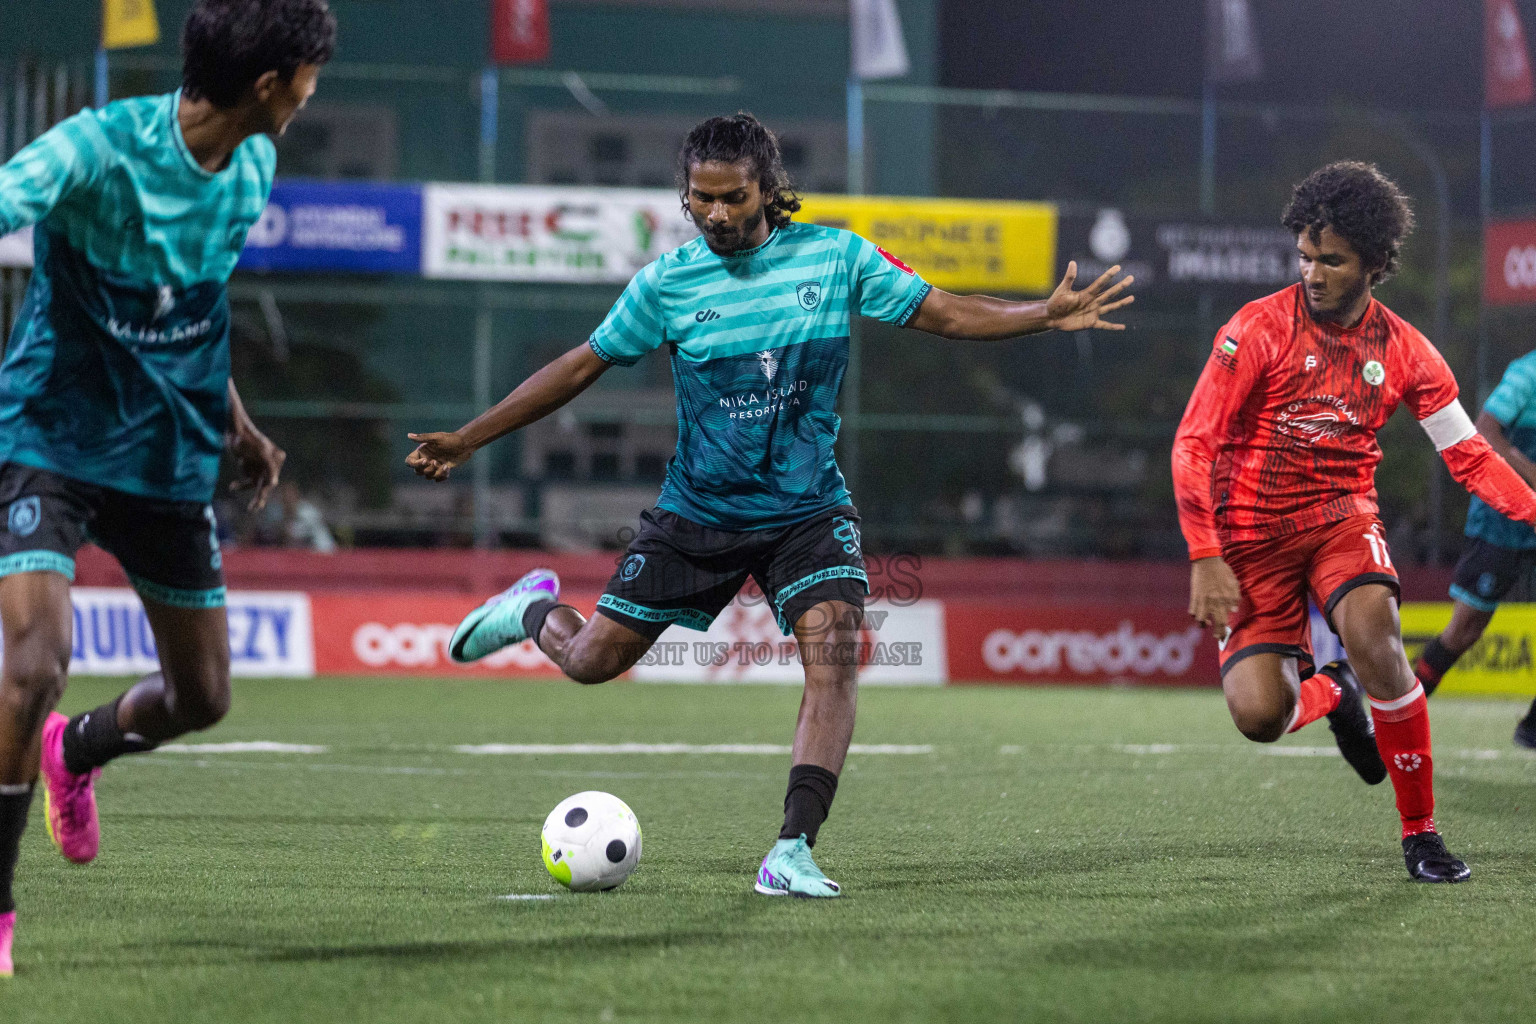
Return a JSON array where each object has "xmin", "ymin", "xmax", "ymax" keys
[
  {"xmin": 1, "ymin": 639, "xmax": 70, "ymax": 722},
  {"xmin": 1227, "ymin": 694, "xmax": 1291, "ymax": 743},
  {"xmin": 168, "ymin": 670, "xmax": 231, "ymax": 731}
]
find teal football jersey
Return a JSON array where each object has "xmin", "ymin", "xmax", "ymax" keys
[
  {"xmin": 1468, "ymin": 350, "xmax": 1536, "ymax": 550},
  {"xmin": 588, "ymin": 222, "xmax": 932, "ymax": 529},
  {"xmin": 0, "ymin": 90, "xmax": 275, "ymax": 502}
]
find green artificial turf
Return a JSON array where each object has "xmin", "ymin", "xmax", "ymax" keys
[{"xmin": 3, "ymin": 678, "xmax": 1534, "ymax": 1023}]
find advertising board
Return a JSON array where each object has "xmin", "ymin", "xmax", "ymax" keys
[{"xmin": 239, "ymin": 180, "xmax": 423, "ymax": 274}]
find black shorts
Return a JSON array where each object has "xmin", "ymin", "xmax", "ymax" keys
[
  {"xmin": 1450, "ymin": 536, "xmax": 1536, "ymax": 613},
  {"xmin": 595, "ymin": 505, "xmax": 867, "ymax": 639},
  {"xmin": 0, "ymin": 463, "xmax": 226, "ymax": 607}
]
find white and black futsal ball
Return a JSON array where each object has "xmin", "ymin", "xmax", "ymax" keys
[{"xmin": 541, "ymin": 791, "xmax": 642, "ymax": 892}]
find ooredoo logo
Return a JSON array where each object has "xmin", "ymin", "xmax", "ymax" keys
[
  {"xmin": 351, "ymin": 622, "xmax": 552, "ymax": 670},
  {"xmin": 982, "ymin": 622, "xmax": 1204, "ymax": 677}
]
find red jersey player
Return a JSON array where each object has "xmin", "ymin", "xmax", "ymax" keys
[{"xmin": 1173, "ymin": 162, "xmax": 1536, "ymax": 883}]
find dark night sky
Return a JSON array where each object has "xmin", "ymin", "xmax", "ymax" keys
[{"xmin": 940, "ymin": 1, "xmax": 1502, "ymax": 111}]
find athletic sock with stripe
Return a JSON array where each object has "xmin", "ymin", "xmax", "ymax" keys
[
  {"xmin": 1370, "ymin": 683, "xmax": 1436, "ymax": 837},
  {"xmin": 0, "ymin": 784, "xmax": 34, "ymax": 914}
]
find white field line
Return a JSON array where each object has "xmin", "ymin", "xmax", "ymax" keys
[
  {"xmin": 451, "ymin": 742, "xmax": 933, "ymax": 756},
  {"xmin": 496, "ymin": 894, "xmax": 557, "ymax": 901},
  {"xmin": 158, "ymin": 742, "xmax": 329, "ymax": 754}
]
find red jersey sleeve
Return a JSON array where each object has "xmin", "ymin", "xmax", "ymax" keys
[
  {"xmin": 1405, "ymin": 332, "xmax": 1536, "ymax": 529},
  {"xmin": 1172, "ymin": 311, "xmax": 1271, "ymax": 560}
]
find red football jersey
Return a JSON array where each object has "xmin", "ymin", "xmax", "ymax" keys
[{"xmin": 1173, "ymin": 284, "xmax": 1459, "ymax": 557}]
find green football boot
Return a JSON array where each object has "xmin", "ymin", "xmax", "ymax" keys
[{"xmin": 754, "ymin": 834, "xmax": 842, "ymax": 898}]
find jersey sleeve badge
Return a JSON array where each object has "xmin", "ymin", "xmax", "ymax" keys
[{"xmin": 876, "ymin": 246, "xmax": 916, "ymax": 274}]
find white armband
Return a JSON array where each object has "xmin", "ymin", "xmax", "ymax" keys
[{"xmin": 1418, "ymin": 400, "xmax": 1477, "ymax": 452}]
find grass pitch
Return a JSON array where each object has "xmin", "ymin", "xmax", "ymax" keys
[{"xmin": 4, "ymin": 677, "xmax": 1534, "ymax": 1023}]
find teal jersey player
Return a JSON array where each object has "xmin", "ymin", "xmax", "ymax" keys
[
  {"xmin": 588, "ymin": 221, "xmax": 930, "ymax": 528},
  {"xmin": 0, "ymin": 90, "xmax": 275, "ymax": 502},
  {"xmin": 410, "ymin": 113, "xmax": 1133, "ymax": 901},
  {"xmin": 0, "ymin": 0, "xmax": 334, "ymax": 980},
  {"xmin": 1465, "ymin": 350, "xmax": 1536, "ymax": 551}
]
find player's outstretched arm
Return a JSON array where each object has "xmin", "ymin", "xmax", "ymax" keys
[
  {"xmin": 406, "ymin": 342, "xmax": 612, "ymax": 482},
  {"xmin": 0, "ymin": 113, "xmax": 104, "ymax": 236},
  {"xmin": 226, "ymin": 381, "xmax": 286, "ymax": 512},
  {"xmin": 905, "ymin": 262, "xmax": 1134, "ymax": 340}
]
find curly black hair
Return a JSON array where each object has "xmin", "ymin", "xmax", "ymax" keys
[
  {"xmin": 1281, "ymin": 161, "xmax": 1416, "ymax": 285},
  {"xmin": 182, "ymin": 0, "xmax": 337, "ymax": 108},
  {"xmin": 676, "ymin": 113, "xmax": 802, "ymax": 230}
]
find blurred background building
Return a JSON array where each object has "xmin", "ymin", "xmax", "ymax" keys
[{"xmin": 5, "ymin": 0, "xmax": 1536, "ymax": 565}]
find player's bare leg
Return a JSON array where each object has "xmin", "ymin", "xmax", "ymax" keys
[
  {"xmin": 537, "ymin": 607, "xmax": 656, "ymax": 684},
  {"xmin": 0, "ymin": 572, "xmax": 73, "ymax": 972},
  {"xmin": 1332, "ymin": 583, "xmax": 1469, "ymax": 882},
  {"xmin": 108, "ymin": 603, "xmax": 232, "ymax": 745},
  {"xmin": 757, "ymin": 599, "xmax": 859, "ymax": 899},
  {"xmin": 1220, "ymin": 646, "xmax": 1383, "ymax": 784}
]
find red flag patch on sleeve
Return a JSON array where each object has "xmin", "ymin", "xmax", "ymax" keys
[{"xmin": 876, "ymin": 246, "xmax": 916, "ymax": 274}]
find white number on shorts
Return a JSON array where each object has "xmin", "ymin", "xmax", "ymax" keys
[{"xmin": 1362, "ymin": 524, "xmax": 1393, "ymax": 569}]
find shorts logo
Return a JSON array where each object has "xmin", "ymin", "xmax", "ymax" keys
[
  {"xmin": 1362, "ymin": 360, "xmax": 1386, "ymax": 386},
  {"xmin": 832, "ymin": 517, "xmax": 861, "ymax": 556},
  {"xmin": 6, "ymin": 496, "xmax": 40, "ymax": 538},
  {"xmin": 620, "ymin": 554, "xmax": 645, "ymax": 582},
  {"xmin": 796, "ymin": 280, "xmax": 822, "ymax": 310},
  {"xmin": 1478, "ymin": 571, "xmax": 1498, "ymax": 596}
]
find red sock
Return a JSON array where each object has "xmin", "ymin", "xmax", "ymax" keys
[
  {"xmin": 1368, "ymin": 682, "xmax": 1435, "ymax": 838},
  {"xmin": 1286, "ymin": 672, "xmax": 1342, "ymax": 733}
]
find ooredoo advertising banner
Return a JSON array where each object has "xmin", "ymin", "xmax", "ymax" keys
[
  {"xmin": 0, "ymin": 587, "xmax": 313, "ymax": 678},
  {"xmin": 1484, "ymin": 219, "xmax": 1536, "ymax": 305},
  {"xmin": 308, "ymin": 592, "xmax": 600, "ymax": 676},
  {"xmin": 421, "ymin": 184, "xmax": 698, "ymax": 284},
  {"xmin": 943, "ymin": 602, "xmax": 1220, "ymax": 686}
]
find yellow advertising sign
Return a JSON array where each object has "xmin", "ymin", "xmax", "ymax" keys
[
  {"xmin": 796, "ymin": 194, "xmax": 1058, "ymax": 295},
  {"xmin": 1399, "ymin": 602, "xmax": 1536, "ymax": 697},
  {"xmin": 103, "ymin": 0, "xmax": 160, "ymax": 50}
]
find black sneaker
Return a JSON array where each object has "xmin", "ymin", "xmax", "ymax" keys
[
  {"xmin": 1319, "ymin": 661, "xmax": 1387, "ymax": 785},
  {"xmin": 1514, "ymin": 715, "xmax": 1536, "ymax": 750},
  {"xmin": 1402, "ymin": 831, "xmax": 1471, "ymax": 883}
]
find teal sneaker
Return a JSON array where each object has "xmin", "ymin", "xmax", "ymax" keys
[
  {"xmin": 449, "ymin": 569, "xmax": 560, "ymax": 663},
  {"xmin": 754, "ymin": 834, "xmax": 841, "ymax": 898}
]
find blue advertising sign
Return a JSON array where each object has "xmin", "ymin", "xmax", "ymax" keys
[{"xmin": 239, "ymin": 180, "xmax": 423, "ymax": 274}]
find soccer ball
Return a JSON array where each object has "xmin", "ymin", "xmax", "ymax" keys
[{"xmin": 541, "ymin": 791, "xmax": 642, "ymax": 892}]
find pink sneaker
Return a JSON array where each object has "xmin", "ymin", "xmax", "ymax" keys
[
  {"xmin": 1, "ymin": 910, "xmax": 14, "ymax": 977},
  {"xmin": 40, "ymin": 712, "xmax": 100, "ymax": 864}
]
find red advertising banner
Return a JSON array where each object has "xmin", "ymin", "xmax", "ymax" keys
[
  {"xmin": 943, "ymin": 602, "xmax": 1221, "ymax": 687},
  {"xmin": 491, "ymin": 0, "xmax": 550, "ymax": 65},
  {"xmin": 310, "ymin": 592, "xmax": 597, "ymax": 677},
  {"xmin": 1484, "ymin": 219, "xmax": 1536, "ymax": 305}
]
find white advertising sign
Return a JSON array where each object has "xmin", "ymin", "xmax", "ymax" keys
[
  {"xmin": 628, "ymin": 597, "xmax": 947, "ymax": 686},
  {"xmin": 421, "ymin": 183, "xmax": 697, "ymax": 283},
  {"xmin": 0, "ymin": 588, "xmax": 315, "ymax": 678}
]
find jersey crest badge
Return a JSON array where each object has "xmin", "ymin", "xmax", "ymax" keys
[
  {"xmin": 6, "ymin": 496, "xmax": 40, "ymax": 538},
  {"xmin": 1362, "ymin": 360, "xmax": 1386, "ymax": 386},
  {"xmin": 796, "ymin": 280, "xmax": 822, "ymax": 310},
  {"xmin": 876, "ymin": 247, "xmax": 916, "ymax": 274}
]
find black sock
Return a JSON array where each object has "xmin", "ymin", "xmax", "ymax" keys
[
  {"xmin": 0, "ymin": 785, "xmax": 34, "ymax": 915},
  {"xmin": 1413, "ymin": 637, "xmax": 1462, "ymax": 697},
  {"xmin": 62, "ymin": 697, "xmax": 154, "ymax": 775},
  {"xmin": 521, "ymin": 600, "xmax": 568, "ymax": 646},
  {"xmin": 779, "ymin": 763, "xmax": 839, "ymax": 847}
]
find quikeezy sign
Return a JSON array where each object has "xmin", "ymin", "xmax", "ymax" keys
[
  {"xmin": 240, "ymin": 180, "xmax": 423, "ymax": 274},
  {"xmin": 421, "ymin": 184, "xmax": 697, "ymax": 284},
  {"xmin": 0, "ymin": 588, "xmax": 314, "ymax": 678}
]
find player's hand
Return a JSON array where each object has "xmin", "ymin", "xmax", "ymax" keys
[
  {"xmin": 406, "ymin": 431, "xmax": 473, "ymax": 481},
  {"xmin": 1188, "ymin": 556, "xmax": 1241, "ymax": 643},
  {"xmin": 1044, "ymin": 261, "xmax": 1135, "ymax": 332},
  {"xmin": 228, "ymin": 424, "xmax": 286, "ymax": 512}
]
